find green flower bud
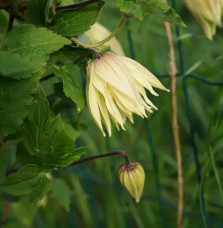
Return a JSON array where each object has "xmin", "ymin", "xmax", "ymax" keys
[{"xmin": 118, "ymin": 162, "xmax": 145, "ymax": 203}]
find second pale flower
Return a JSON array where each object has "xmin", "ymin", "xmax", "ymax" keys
[{"xmin": 86, "ymin": 52, "xmax": 169, "ymax": 136}]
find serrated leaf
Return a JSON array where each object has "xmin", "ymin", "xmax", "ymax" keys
[
  {"xmin": 0, "ymin": 24, "xmax": 71, "ymax": 66},
  {"xmin": 53, "ymin": 64, "xmax": 85, "ymax": 112},
  {"xmin": 50, "ymin": 1, "xmax": 104, "ymax": 36},
  {"xmin": 115, "ymin": 0, "xmax": 185, "ymax": 26},
  {"xmin": 0, "ymin": 77, "xmax": 38, "ymax": 136},
  {"xmin": 49, "ymin": 128, "xmax": 86, "ymax": 168},
  {"xmin": 23, "ymin": 88, "xmax": 84, "ymax": 169},
  {"xmin": 51, "ymin": 178, "xmax": 71, "ymax": 211},
  {"xmin": 0, "ymin": 164, "xmax": 42, "ymax": 195},
  {"xmin": 0, "ymin": 164, "xmax": 49, "ymax": 202},
  {"xmin": 25, "ymin": 0, "xmax": 48, "ymax": 26},
  {"xmin": 0, "ymin": 51, "xmax": 40, "ymax": 79},
  {"xmin": 23, "ymin": 87, "xmax": 62, "ymax": 157},
  {"xmin": 115, "ymin": 0, "xmax": 147, "ymax": 20},
  {"xmin": 0, "ymin": 148, "xmax": 7, "ymax": 183},
  {"xmin": 146, "ymin": 0, "xmax": 185, "ymax": 26},
  {"xmin": 29, "ymin": 173, "xmax": 50, "ymax": 203}
]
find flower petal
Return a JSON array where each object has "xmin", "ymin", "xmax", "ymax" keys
[
  {"xmin": 116, "ymin": 55, "xmax": 169, "ymax": 92},
  {"xmin": 86, "ymin": 62, "xmax": 105, "ymax": 136}
]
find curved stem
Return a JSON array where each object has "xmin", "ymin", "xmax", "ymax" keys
[
  {"xmin": 71, "ymin": 14, "xmax": 128, "ymax": 49},
  {"xmin": 6, "ymin": 151, "xmax": 131, "ymax": 176},
  {"xmin": 70, "ymin": 150, "xmax": 130, "ymax": 166}
]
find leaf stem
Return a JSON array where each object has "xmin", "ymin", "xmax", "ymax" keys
[
  {"xmin": 56, "ymin": 0, "xmax": 102, "ymax": 12},
  {"xmin": 70, "ymin": 150, "xmax": 130, "ymax": 166},
  {"xmin": 70, "ymin": 14, "xmax": 129, "ymax": 49},
  {"xmin": 40, "ymin": 73, "xmax": 55, "ymax": 82},
  {"xmin": 1, "ymin": 202, "xmax": 11, "ymax": 226}
]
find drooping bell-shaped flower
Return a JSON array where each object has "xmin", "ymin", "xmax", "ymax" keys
[
  {"xmin": 86, "ymin": 52, "xmax": 169, "ymax": 136},
  {"xmin": 186, "ymin": 0, "xmax": 222, "ymax": 40},
  {"xmin": 86, "ymin": 22, "xmax": 125, "ymax": 56}
]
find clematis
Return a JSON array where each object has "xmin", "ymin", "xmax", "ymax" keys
[
  {"xmin": 186, "ymin": 0, "xmax": 222, "ymax": 40},
  {"xmin": 86, "ymin": 52, "xmax": 169, "ymax": 136},
  {"xmin": 118, "ymin": 162, "xmax": 145, "ymax": 203},
  {"xmin": 86, "ymin": 22, "xmax": 125, "ymax": 56}
]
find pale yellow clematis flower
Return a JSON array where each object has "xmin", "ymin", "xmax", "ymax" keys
[
  {"xmin": 86, "ymin": 22, "xmax": 125, "ymax": 56},
  {"xmin": 186, "ymin": 0, "xmax": 222, "ymax": 40},
  {"xmin": 86, "ymin": 52, "xmax": 169, "ymax": 136}
]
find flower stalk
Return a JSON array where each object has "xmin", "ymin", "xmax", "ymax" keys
[
  {"xmin": 71, "ymin": 150, "xmax": 130, "ymax": 166},
  {"xmin": 71, "ymin": 14, "xmax": 129, "ymax": 49},
  {"xmin": 163, "ymin": 15, "xmax": 183, "ymax": 228}
]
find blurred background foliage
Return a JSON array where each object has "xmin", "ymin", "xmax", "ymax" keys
[{"xmin": 0, "ymin": 0, "xmax": 223, "ymax": 227}]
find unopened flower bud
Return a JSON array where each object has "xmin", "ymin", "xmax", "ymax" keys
[
  {"xmin": 118, "ymin": 162, "xmax": 145, "ymax": 203},
  {"xmin": 86, "ymin": 22, "xmax": 125, "ymax": 56},
  {"xmin": 186, "ymin": 0, "xmax": 223, "ymax": 40}
]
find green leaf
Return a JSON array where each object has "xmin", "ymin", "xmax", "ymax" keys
[
  {"xmin": 115, "ymin": 0, "xmax": 147, "ymax": 20},
  {"xmin": 23, "ymin": 88, "xmax": 84, "ymax": 169},
  {"xmin": 29, "ymin": 173, "xmax": 50, "ymax": 203},
  {"xmin": 115, "ymin": 0, "xmax": 185, "ymax": 25},
  {"xmin": 0, "ymin": 10, "xmax": 8, "ymax": 43},
  {"xmin": 0, "ymin": 148, "xmax": 7, "ymax": 183},
  {"xmin": 50, "ymin": 129, "xmax": 86, "ymax": 168},
  {"xmin": 0, "ymin": 164, "xmax": 42, "ymax": 195},
  {"xmin": 0, "ymin": 24, "xmax": 71, "ymax": 66},
  {"xmin": 0, "ymin": 51, "xmax": 40, "ymax": 79},
  {"xmin": 53, "ymin": 64, "xmax": 85, "ymax": 112},
  {"xmin": 23, "ymin": 87, "xmax": 61, "ymax": 157},
  {"xmin": 0, "ymin": 77, "xmax": 38, "ymax": 136},
  {"xmin": 25, "ymin": 0, "xmax": 48, "ymax": 26},
  {"xmin": 146, "ymin": 0, "xmax": 185, "ymax": 26},
  {"xmin": 50, "ymin": 1, "xmax": 104, "ymax": 36},
  {"xmin": 0, "ymin": 164, "xmax": 50, "ymax": 202},
  {"xmin": 51, "ymin": 178, "xmax": 71, "ymax": 211}
]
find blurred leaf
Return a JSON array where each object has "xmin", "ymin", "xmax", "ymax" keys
[
  {"xmin": 115, "ymin": 0, "xmax": 185, "ymax": 26},
  {"xmin": 0, "ymin": 24, "xmax": 71, "ymax": 66},
  {"xmin": 209, "ymin": 147, "xmax": 223, "ymax": 204},
  {"xmin": 12, "ymin": 196, "xmax": 38, "ymax": 226},
  {"xmin": 63, "ymin": 122, "xmax": 80, "ymax": 141},
  {"xmin": 0, "ymin": 148, "xmax": 7, "ymax": 183},
  {"xmin": 25, "ymin": 0, "xmax": 48, "ymax": 26},
  {"xmin": 0, "ymin": 77, "xmax": 38, "ymax": 136},
  {"xmin": 0, "ymin": 9, "xmax": 8, "ymax": 42},
  {"xmin": 50, "ymin": 1, "xmax": 104, "ymax": 36},
  {"xmin": 53, "ymin": 63, "xmax": 85, "ymax": 112},
  {"xmin": 0, "ymin": 51, "xmax": 40, "ymax": 79},
  {"xmin": 184, "ymin": 61, "xmax": 202, "ymax": 75},
  {"xmin": 51, "ymin": 178, "xmax": 71, "ymax": 211}
]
